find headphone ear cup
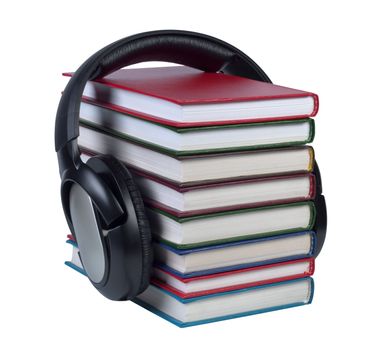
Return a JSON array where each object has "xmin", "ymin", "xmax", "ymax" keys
[
  {"xmin": 106, "ymin": 156, "xmax": 153, "ymax": 294},
  {"xmin": 86, "ymin": 154, "xmax": 153, "ymax": 297}
]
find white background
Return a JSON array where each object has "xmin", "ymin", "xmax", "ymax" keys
[{"xmin": 1, "ymin": 0, "xmax": 380, "ymax": 348}]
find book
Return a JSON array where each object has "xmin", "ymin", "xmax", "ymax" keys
[
  {"xmin": 147, "ymin": 201, "xmax": 315, "ymax": 249},
  {"xmin": 78, "ymin": 125, "xmax": 315, "ymax": 184},
  {"xmin": 79, "ymin": 101, "xmax": 315, "ymax": 155},
  {"xmin": 65, "ymin": 66, "xmax": 318, "ymax": 127},
  {"xmin": 134, "ymin": 277, "xmax": 314, "ymax": 327},
  {"xmin": 154, "ymin": 231, "xmax": 316, "ymax": 277},
  {"xmin": 134, "ymin": 171, "xmax": 315, "ymax": 217},
  {"xmin": 152, "ymin": 258, "xmax": 314, "ymax": 298}
]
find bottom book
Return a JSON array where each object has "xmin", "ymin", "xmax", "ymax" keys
[
  {"xmin": 135, "ymin": 278, "xmax": 313, "ymax": 327},
  {"xmin": 64, "ymin": 241, "xmax": 314, "ymax": 327}
]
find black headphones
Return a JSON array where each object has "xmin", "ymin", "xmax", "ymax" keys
[{"xmin": 55, "ymin": 30, "xmax": 326, "ymax": 301}]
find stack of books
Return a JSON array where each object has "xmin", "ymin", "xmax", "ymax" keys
[{"xmin": 65, "ymin": 65, "xmax": 323, "ymax": 327}]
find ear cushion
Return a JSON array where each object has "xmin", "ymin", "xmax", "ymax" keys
[{"xmin": 87, "ymin": 154, "xmax": 153, "ymax": 295}]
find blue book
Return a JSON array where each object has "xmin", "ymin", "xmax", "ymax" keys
[
  {"xmin": 134, "ymin": 277, "xmax": 314, "ymax": 327},
  {"xmin": 155, "ymin": 231, "xmax": 316, "ymax": 278}
]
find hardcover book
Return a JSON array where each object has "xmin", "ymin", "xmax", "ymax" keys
[
  {"xmin": 135, "ymin": 277, "xmax": 314, "ymax": 327},
  {"xmin": 65, "ymin": 66, "xmax": 318, "ymax": 127},
  {"xmin": 152, "ymin": 258, "xmax": 314, "ymax": 298},
  {"xmin": 147, "ymin": 201, "xmax": 316, "ymax": 249},
  {"xmin": 133, "ymin": 171, "xmax": 315, "ymax": 217},
  {"xmin": 154, "ymin": 231, "xmax": 316, "ymax": 277}
]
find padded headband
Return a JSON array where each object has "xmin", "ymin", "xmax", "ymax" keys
[{"xmin": 55, "ymin": 29, "xmax": 271, "ymax": 171}]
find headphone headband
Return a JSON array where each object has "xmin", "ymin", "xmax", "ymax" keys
[{"xmin": 55, "ymin": 30, "xmax": 271, "ymax": 174}]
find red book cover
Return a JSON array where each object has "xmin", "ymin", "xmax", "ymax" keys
[
  {"xmin": 64, "ymin": 66, "xmax": 318, "ymax": 127},
  {"xmin": 152, "ymin": 258, "xmax": 315, "ymax": 299}
]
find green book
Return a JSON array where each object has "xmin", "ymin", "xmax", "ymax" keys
[
  {"xmin": 147, "ymin": 201, "xmax": 316, "ymax": 249},
  {"xmin": 79, "ymin": 101, "xmax": 314, "ymax": 157}
]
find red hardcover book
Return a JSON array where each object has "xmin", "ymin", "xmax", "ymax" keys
[
  {"xmin": 131, "ymin": 168, "xmax": 316, "ymax": 217},
  {"xmin": 151, "ymin": 258, "xmax": 315, "ymax": 298},
  {"xmin": 64, "ymin": 66, "xmax": 318, "ymax": 127}
]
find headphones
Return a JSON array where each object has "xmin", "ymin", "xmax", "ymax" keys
[{"xmin": 55, "ymin": 30, "xmax": 326, "ymax": 301}]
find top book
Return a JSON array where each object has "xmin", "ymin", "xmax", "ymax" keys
[{"xmin": 65, "ymin": 66, "xmax": 318, "ymax": 127}]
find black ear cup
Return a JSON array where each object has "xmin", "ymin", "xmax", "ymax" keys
[{"xmin": 86, "ymin": 154, "xmax": 153, "ymax": 297}]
